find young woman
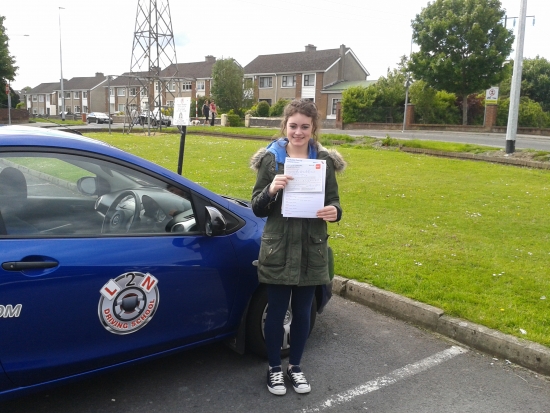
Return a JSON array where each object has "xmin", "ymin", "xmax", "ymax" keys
[
  {"xmin": 202, "ymin": 99, "xmax": 210, "ymax": 125},
  {"xmin": 250, "ymin": 99, "xmax": 345, "ymax": 395},
  {"xmin": 209, "ymin": 100, "xmax": 217, "ymax": 126}
]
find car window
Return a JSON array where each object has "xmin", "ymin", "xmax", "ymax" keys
[{"xmin": 0, "ymin": 152, "xmax": 196, "ymax": 237}]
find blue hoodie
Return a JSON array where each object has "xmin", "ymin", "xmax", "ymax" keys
[{"xmin": 265, "ymin": 138, "xmax": 318, "ymax": 170}]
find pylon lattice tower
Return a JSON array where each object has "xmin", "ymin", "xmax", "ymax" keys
[{"xmin": 124, "ymin": 0, "xmax": 183, "ymax": 132}]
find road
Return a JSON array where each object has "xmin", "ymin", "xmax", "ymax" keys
[
  {"xmin": 2, "ymin": 295, "xmax": 548, "ymax": 413},
  {"xmin": 334, "ymin": 128, "xmax": 550, "ymax": 152},
  {"xmin": 31, "ymin": 121, "xmax": 550, "ymax": 152}
]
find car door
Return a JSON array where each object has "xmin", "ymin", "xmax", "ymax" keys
[{"xmin": 0, "ymin": 150, "xmax": 240, "ymax": 387}]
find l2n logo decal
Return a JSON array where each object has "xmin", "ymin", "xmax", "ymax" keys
[{"xmin": 98, "ymin": 272, "xmax": 159, "ymax": 335}]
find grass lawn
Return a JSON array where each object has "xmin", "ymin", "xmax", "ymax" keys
[{"xmin": 88, "ymin": 131, "xmax": 550, "ymax": 348}]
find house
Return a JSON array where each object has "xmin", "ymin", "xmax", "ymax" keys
[
  {"xmin": 107, "ymin": 71, "xmax": 151, "ymax": 114},
  {"xmin": 244, "ymin": 44, "xmax": 370, "ymax": 120},
  {"xmin": 160, "ymin": 55, "xmax": 218, "ymax": 105},
  {"xmin": 27, "ymin": 82, "xmax": 61, "ymax": 116},
  {"xmin": 54, "ymin": 73, "xmax": 108, "ymax": 114}
]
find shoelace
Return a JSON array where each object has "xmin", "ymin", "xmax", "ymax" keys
[
  {"xmin": 269, "ymin": 370, "xmax": 285, "ymax": 386},
  {"xmin": 289, "ymin": 369, "xmax": 308, "ymax": 385}
]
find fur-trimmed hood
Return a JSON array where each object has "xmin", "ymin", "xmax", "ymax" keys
[{"xmin": 250, "ymin": 138, "xmax": 347, "ymax": 173}]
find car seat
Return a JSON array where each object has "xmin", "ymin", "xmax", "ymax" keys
[{"xmin": 0, "ymin": 167, "xmax": 38, "ymax": 234}]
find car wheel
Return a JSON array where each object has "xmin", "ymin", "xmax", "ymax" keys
[
  {"xmin": 96, "ymin": 119, "xmax": 100, "ymax": 124},
  {"xmin": 87, "ymin": 119, "xmax": 91, "ymax": 124},
  {"xmin": 245, "ymin": 285, "xmax": 317, "ymax": 358}
]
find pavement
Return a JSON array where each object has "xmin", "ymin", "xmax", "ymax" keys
[{"xmin": 332, "ymin": 275, "xmax": 550, "ymax": 377}]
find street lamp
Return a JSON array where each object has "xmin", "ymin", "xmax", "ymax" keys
[{"xmin": 58, "ymin": 7, "xmax": 65, "ymax": 121}]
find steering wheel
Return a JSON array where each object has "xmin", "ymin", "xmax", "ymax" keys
[{"xmin": 102, "ymin": 191, "xmax": 141, "ymax": 234}]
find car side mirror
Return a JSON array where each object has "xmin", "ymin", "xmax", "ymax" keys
[
  {"xmin": 77, "ymin": 176, "xmax": 111, "ymax": 196},
  {"xmin": 204, "ymin": 206, "xmax": 227, "ymax": 236},
  {"xmin": 77, "ymin": 177, "xmax": 97, "ymax": 195}
]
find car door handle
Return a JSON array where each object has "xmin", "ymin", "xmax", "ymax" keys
[{"xmin": 2, "ymin": 261, "xmax": 59, "ymax": 271}]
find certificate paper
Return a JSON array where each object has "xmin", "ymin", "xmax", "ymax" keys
[{"xmin": 282, "ymin": 158, "xmax": 326, "ymax": 218}]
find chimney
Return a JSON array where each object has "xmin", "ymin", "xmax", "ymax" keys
[
  {"xmin": 95, "ymin": 72, "xmax": 104, "ymax": 77},
  {"xmin": 205, "ymin": 55, "xmax": 216, "ymax": 63},
  {"xmin": 305, "ymin": 44, "xmax": 317, "ymax": 52},
  {"xmin": 338, "ymin": 44, "xmax": 346, "ymax": 82}
]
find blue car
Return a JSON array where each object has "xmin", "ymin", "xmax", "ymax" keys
[{"xmin": 0, "ymin": 126, "xmax": 332, "ymax": 400}]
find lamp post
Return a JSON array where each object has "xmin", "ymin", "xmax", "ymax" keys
[
  {"xmin": 505, "ymin": 0, "xmax": 531, "ymax": 154},
  {"xmin": 58, "ymin": 7, "xmax": 65, "ymax": 121}
]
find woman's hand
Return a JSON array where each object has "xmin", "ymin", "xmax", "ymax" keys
[
  {"xmin": 317, "ymin": 205, "xmax": 337, "ymax": 222},
  {"xmin": 268, "ymin": 174, "xmax": 293, "ymax": 197}
]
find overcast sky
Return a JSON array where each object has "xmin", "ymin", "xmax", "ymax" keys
[{"xmin": 3, "ymin": 0, "xmax": 548, "ymax": 90}]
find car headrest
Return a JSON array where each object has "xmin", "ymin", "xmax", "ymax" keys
[{"xmin": 0, "ymin": 167, "xmax": 28, "ymax": 211}]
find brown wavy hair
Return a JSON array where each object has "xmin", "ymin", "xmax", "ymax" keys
[{"xmin": 279, "ymin": 99, "xmax": 320, "ymax": 141}]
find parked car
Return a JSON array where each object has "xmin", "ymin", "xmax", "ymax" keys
[
  {"xmin": 139, "ymin": 109, "xmax": 171, "ymax": 127},
  {"xmin": 87, "ymin": 112, "xmax": 113, "ymax": 124},
  {"xmin": 0, "ymin": 125, "xmax": 332, "ymax": 400}
]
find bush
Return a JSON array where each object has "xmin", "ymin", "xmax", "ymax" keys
[
  {"xmin": 256, "ymin": 101, "xmax": 270, "ymax": 117},
  {"xmin": 226, "ymin": 110, "xmax": 244, "ymax": 127},
  {"xmin": 269, "ymin": 99, "xmax": 290, "ymax": 117},
  {"xmin": 497, "ymin": 97, "xmax": 550, "ymax": 128}
]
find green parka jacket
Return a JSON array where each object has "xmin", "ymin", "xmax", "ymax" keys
[{"xmin": 250, "ymin": 139, "xmax": 346, "ymax": 286}]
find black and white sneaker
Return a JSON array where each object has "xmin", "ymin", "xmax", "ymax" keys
[
  {"xmin": 267, "ymin": 366, "xmax": 286, "ymax": 395},
  {"xmin": 287, "ymin": 365, "xmax": 311, "ymax": 394}
]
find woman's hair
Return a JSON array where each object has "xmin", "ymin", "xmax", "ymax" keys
[{"xmin": 279, "ymin": 99, "xmax": 320, "ymax": 141}]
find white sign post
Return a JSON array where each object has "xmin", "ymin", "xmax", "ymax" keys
[
  {"xmin": 173, "ymin": 97, "xmax": 191, "ymax": 126},
  {"xmin": 174, "ymin": 97, "xmax": 191, "ymax": 175},
  {"xmin": 485, "ymin": 87, "xmax": 499, "ymax": 105}
]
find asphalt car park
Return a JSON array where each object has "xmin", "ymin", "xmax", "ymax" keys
[
  {"xmin": 1, "ymin": 295, "xmax": 549, "ymax": 412},
  {"xmin": 0, "ymin": 125, "xmax": 331, "ymax": 401}
]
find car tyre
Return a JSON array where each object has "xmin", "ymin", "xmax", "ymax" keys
[
  {"xmin": 245, "ymin": 284, "xmax": 317, "ymax": 359},
  {"xmin": 96, "ymin": 119, "xmax": 100, "ymax": 124}
]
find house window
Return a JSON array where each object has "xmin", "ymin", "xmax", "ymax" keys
[
  {"xmin": 155, "ymin": 82, "xmax": 159, "ymax": 91},
  {"xmin": 140, "ymin": 87, "xmax": 147, "ymax": 96},
  {"xmin": 74, "ymin": 105, "xmax": 81, "ymax": 113},
  {"xmin": 46, "ymin": 95, "xmax": 50, "ymax": 103},
  {"xmin": 109, "ymin": 88, "xmax": 114, "ymax": 96},
  {"xmin": 38, "ymin": 95, "xmax": 44, "ymax": 102},
  {"xmin": 129, "ymin": 87, "xmax": 137, "ymax": 96},
  {"xmin": 282, "ymin": 75, "xmax": 296, "ymax": 88},
  {"xmin": 64, "ymin": 92, "xmax": 71, "ymax": 99},
  {"xmin": 196, "ymin": 80, "xmax": 205, "ymax": 90},
  {"xmin": 83, "ymin": 106, "xmax": 88, "ymax": 113},
  {"xmin": 303, "ymin": 74, "xmax": 315, "ymax": 87},
  {"xmin": 259, "ymin": 77, "xmax": 273, "ymax": 88},
  {"xmin": 167, "ymin": 100, "xmax": 174, "ymax": 107},
  {"xmin": 32, "ymin": 95, "xmax": 37, "ymax": 102},
  {"xmin": 33, "ymin": 108, "xmax": 38, "ymax": 114},
  {"xmin": 118, "ymin": 104, "xmax": 125, "ymax": 112},
  {"xmin": 182, "ymin": 81, "xmax": 192, "ymax": 91},
  {"xmin": 83, "ymin": 91, "xmax": 88, "ymax": 98},
  {"xmin": 169, "ymin": 81, "xmax": 176, "ymax": 92},
  {"xmin": 117, "ymin": 88, "xmax": 126, "ymax": 96},
  {"xmin": 331, "ymin": 99, "xmax": 341, "ymax": 115},
  {"xmin": 74, "ymin": 91, "xmax": 80, "ymax": 99}
]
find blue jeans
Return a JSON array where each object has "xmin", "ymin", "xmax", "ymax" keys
[{"xmin": 265, "ymin": 284, "xmax": 315, "ymax": 367}]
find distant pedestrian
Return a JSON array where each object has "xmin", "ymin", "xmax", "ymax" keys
[
  {"xmin": 209, "ymin": 100, "xmax": 217, "ymax": 126},
  {"xmin": 202, "ymin": 100, "xmax": 210, "ymax": 126}
]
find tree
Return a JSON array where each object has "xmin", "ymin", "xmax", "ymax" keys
[
  {"xmin": 210, "ymin": 58, "xmax": 244, "ymax": 113},
  {"xmin": 409, "ymin": 0, "xmax": 513, "ymax": 125},
  {"xmin": 521, "ymin": 56, "xmax": 550, "ymax": 112},
  {"xmin": 0, "ymin": 15, "xmax": 18, "ymax": 108}
]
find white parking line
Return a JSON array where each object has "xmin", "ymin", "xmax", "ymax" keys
[{"xmin": 299, "ymin": 346, "xmax": 468, "ymax": 413}]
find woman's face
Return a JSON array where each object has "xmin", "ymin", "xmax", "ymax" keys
[{"xmin": 286, "ymin": 113, "xmax": 312, "ymax": 150}]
